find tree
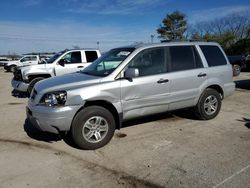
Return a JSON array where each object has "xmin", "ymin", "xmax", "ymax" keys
[
  {"xmin": 189, "ymin": 11, "xmax": 250, "ymax": 54},
  {"xmin": 157, "ymin": 11, "xmax": 187, "ymax": 41}
]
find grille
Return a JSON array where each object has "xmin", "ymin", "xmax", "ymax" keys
[{"xmin": 13, "ymin": 69, "xmax": 22, "ymax": 81}]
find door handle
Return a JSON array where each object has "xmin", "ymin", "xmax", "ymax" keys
[
  {"xmin": 197, "ymin": 73, "xmax": 207, "ymax": 77},
  {"xmin": 77, "ymin": 66, "xmax": 84, "ymax": 68},
  {"xmin": 157, "ymin": 78, "xmax": 169, "ymax": 84}
]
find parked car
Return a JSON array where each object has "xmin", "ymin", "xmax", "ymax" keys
[
  {"xmin": 227, "ymin": 55, "xmax": 246, "ymax": 76},
  {"xmin": 245, "ymin": 55, "xmax": 250, "ymax": 70},
  {"xmin": 0, "ymin": 59, "xmax": 9, "ymax": 66},
  {"xmin": 27, "ymin": 42, "xmax": 235, "ymax": 150},
  {"xmin": 4, "ymin": 55, "xmax": 41, "ymax": 72},
  {"xmin": 12, "ymin": 49, "xmax": 101, "ymax": 94}
]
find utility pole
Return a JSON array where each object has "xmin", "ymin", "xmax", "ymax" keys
[
  {"xmin": 150, "ymin": 34, "xmax": 155, "ymax": 43},
  {"xmin": 97, "ymin": 41, "xmax": 100, "ymax": 49}
]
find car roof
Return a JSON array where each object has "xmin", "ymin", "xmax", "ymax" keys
[
  {"xmin": 66, "ymin": 48, "xmax": 99, "ymax": 52},
  {"xmin": 120, "ymin": 41, "xmax": 220, "ymax": 50}
]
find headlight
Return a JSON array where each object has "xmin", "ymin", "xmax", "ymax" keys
[{"xmin": 40, "ymin": 91, "xmax": 67, "ymax": 107}]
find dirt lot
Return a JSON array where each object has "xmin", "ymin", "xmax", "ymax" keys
[{"xmin": 0, "ymin": 67, "xmax": 249, "ymax": 188}]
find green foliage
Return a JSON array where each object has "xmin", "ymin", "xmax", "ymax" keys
[
  {"xmin": 226, "ymin": 33, "xmax": 250, "ymax": 55},
  {"xmin": 157, "ymin": 10, "xmax": 187, "ymax": 40}
]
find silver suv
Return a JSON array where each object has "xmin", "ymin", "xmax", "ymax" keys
[{"xmin": 27, "ymin": 42, "xmax": 235, "ymax": 150}]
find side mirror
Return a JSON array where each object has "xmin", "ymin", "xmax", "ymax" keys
[
  {"xmin": 124, "ymin": 68, "xmax": 139, "ymax": 81},
  {"xmin": 58, "ymin": 59, "xmax": 65, "ymax": 67}
]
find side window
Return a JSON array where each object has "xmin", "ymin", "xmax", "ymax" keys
[
  {"xmin": 30, "ymin": 56, "xmax": 37, "ymax": 61},
  {"xmin": 128, "ymin": 47, "xmax": 166, "ymax": 77},
  {"xmin": 62, "ymin": 51, "xmax": 82, "ymax": 64},
  {"xmin": 169, "ymin": 46, "xmax": 202, "ymax": 72},
  {"xmin": 20, "ymin": 57, "xmax": 31, "ymax": 62},
  {"xmin": 85, "ymin": 51, "xmax": 98, "ymax": 62},
  {"xmin": 200, "ymin": 45, "xmax": 227, "ymax": 67}
]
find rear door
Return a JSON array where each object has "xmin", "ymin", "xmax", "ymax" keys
[
  {"xmin": 55, "ymin": 51, "xmax": 84, "ymax": 76},
  {"xmin": 167, "ymin": 45, "xmax": 207, "ymax": 110},
  {"xmin": 30, "ymin": 56, "xmax": 39, "ymax": 65}
]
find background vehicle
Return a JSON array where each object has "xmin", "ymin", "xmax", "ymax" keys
[
  {"xmin": 12, "ymin": 49, "xmax": 101, "ymax": 94},
  {"xmin": 227, "ymin": 55, "xmax": 246, "ymax": 76},
  {"xmin": 245, "ymin": 55, "xmax": 250, "ymax": 70},
  {"xmin": 4, "ymin": 55, "xmax": 41, "ymax": 72},
  {"xmin": 27, "ymin": 42, "xmax": 235, "ymax": 150},
  {"xmin": 0, "ymin": 59, "xmax": 9, "ymax": 66}
]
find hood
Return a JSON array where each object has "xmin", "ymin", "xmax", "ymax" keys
[
  {"xmin": 35, "ymin": 72, "xmax": 101, "ymax": 94},
  {"xmin": 17, "ymin": 64, "xmax": 33, "ymax": 68},
  {"xmin": 20, "ymin": 64, "xmax": 47, "ymax": 72},
  {"xmin": 7, "ymin": 60, "xmax": 19, "ymax": 66}
]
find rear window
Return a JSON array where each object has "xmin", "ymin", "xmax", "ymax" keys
[
  {"xmin": 200, "ymin": 45, "xmax": 227, "ymax": 67},
  {"xmin": 85, "ymin": 51, "xmax": 98, "ymax": 62}
]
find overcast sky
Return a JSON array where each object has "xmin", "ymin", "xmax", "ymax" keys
[{"xmin": 0, "ymin": 0, "xmax": 249, "ymax": 54}]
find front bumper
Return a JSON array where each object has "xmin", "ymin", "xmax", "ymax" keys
[
  {"xmin": 26, "ymin": 102, "xmax": 82, "ymax": 134},
  {"xmin": 11, "ymin": 79, "xmax": 29, "ymax": 92}
]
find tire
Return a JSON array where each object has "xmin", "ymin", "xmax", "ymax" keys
[
  {"xmin": 71, "ymin": 106, "xmax": 116, "ymax": 150},
  {"xmin": 10, "ymin": 65, "xmax": 16, "ymax": 72},
  {"xmin": 27, "ymin": 77, "xmax": 44, "ymax": 94},
  {"xmin": 233, "ymin": 64, "xmax": 241, "ymax": 77},
  {"xmin": 195, "ymin": 88, "xmax": 222, "ymax": 120}
]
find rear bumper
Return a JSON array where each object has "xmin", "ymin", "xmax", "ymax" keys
[
  {"xmin": 11, "ymin": 79, "xmax": 29, "ymax": 92},
  {"xmin": 223, "ymin": 82, "xmax": 235, "ymax": 98}
]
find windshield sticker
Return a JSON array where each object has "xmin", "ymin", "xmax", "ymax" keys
[{"xmin": 117, "ymin": 51, "xmax": 131, "ymax": 56}]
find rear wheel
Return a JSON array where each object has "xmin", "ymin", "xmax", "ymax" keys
[
  {"xmin": 233, "ymin": 64, "xmax": 241, "ymax": 76},
  {"xmin": 27, "ymin": 77, "xmax": 44, "ymax": 94},
  {"xmin": 195, "ymin": 88, "xmax": 222, "ymax": 120},
  {"xmin": 71, "ymin": 106, "xmax": 115, "ymax": 150}
]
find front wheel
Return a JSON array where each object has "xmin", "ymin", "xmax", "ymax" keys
[
  {"xmin": 27, "ymin": 77, "xmax": 44, "ymax": 94},
  {"xmin": 10, "ymin": 65, "xmax": 16, "ymax": 72},
  {"xmin": 71, "ymin": 106, "xmax": 116, "ymax": 150},
  {"xmin": 195, "ymin": 88, "xmax": 222, "ymax": 120}
]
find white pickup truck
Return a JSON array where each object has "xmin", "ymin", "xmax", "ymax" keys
[
  {"xmin": 12, "ymin": 49, "xmax": 101, "ymax": 94},
  {"xmin": 4, "ymin": 55, "xmax": 41, "ymax": 72}
]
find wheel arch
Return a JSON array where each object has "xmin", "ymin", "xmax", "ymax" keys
[
  {"xmin": 28, "ymin": 74, "xmax": 51, "ymax": 83},
  {"xmin": 72, "ymin": 100, "xmax": 122, "ymax": 130},
  {"xmin": 206, "ymin": 84, "xmax": 224, "ymax": 99}
]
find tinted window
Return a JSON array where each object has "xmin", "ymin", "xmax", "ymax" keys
[
  {"xmin": 21, "ymin": 57, "xmax": 31, "ymax": 62},
  {"xmin": 62, "ymin": 51, "xmax": 82, "ymax": 64},
  {"xmin": 128, "ymin": 47, "xmax": 166, "ymax": 77},
  {"xmin": 169, "ymin": 46, "xmax": 202, "ymax": 71},
  {"xmin": 30, "ymin": 56, "xmax": 37, "ymax": 61},
  {"xmin": 200, "ymin": 45, "xmax": 227, "ymax": 66},
  {"xmin": 85, "ymin": 51, "xmax": 98, "ymax": 62}
]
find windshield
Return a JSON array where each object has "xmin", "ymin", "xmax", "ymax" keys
[
  {"xmin": 82, "ymin": 48, "xmax": 135, "ymax": 77},
  {"xmin": 45, "ymin": 51, "xmax": 64, "ymax": 64}
]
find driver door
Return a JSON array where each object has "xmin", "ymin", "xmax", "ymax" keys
[
  {"xmin": 20, "ymin": 56, "xmax": 32, "ymax": 66},
  {"xmin": 55, "ymin": 51, "xmax": 84, "ymax": 76}
]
